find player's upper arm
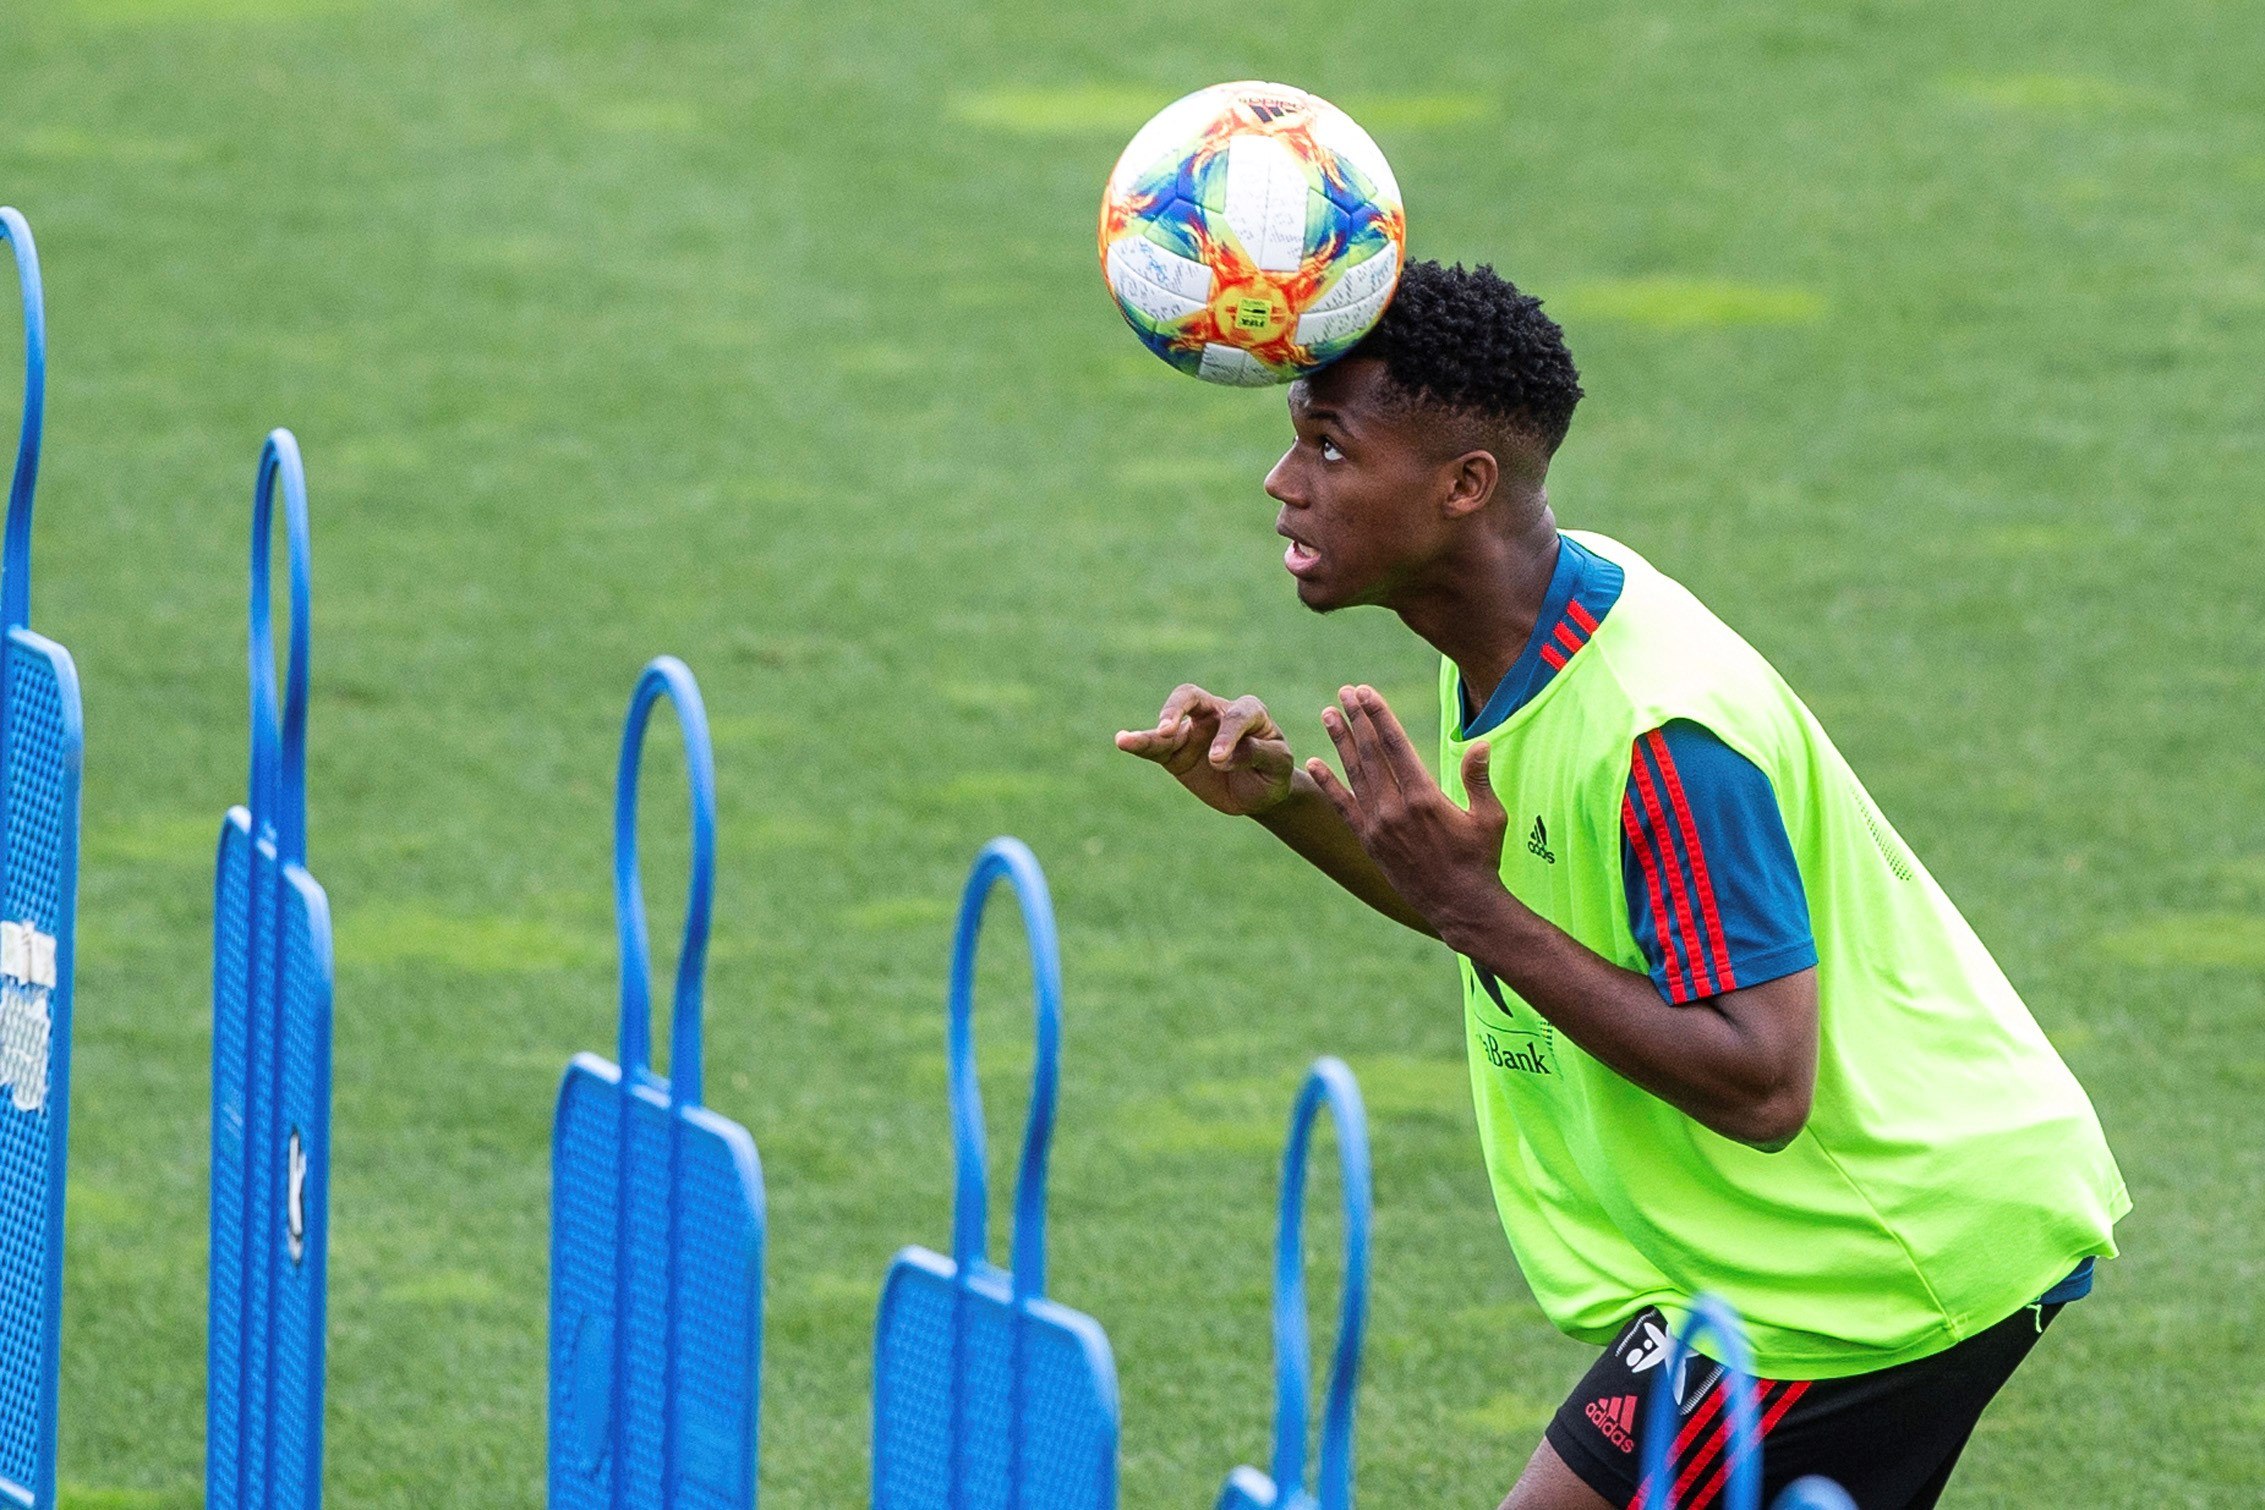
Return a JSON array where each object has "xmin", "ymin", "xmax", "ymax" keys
[
  {"xmin": 1709, "ymin": 966, "xmax": 1819, "ymax": 1150},
  {"xmin": 1619, "ymin": 722, "xmax": 1817, "ymax": 1006}
]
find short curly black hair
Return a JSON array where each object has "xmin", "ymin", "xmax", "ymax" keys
[{"xmin": 1349, "ymin": 260, "xmax": 1584, "ymax": 453}]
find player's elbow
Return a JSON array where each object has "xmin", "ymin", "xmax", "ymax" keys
[
  {"xmin": 1729, "ymin": 1083, "xmax": 1813, "ymax": 1153},
  {"xmin": 1705, "ymin": 972, "xmax": 1819, "ymax": 1151}
]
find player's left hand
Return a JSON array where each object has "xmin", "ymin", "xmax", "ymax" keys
[{"xmin": 1308, "ymin": 684, "xmax": 1512, "ymax": 942}]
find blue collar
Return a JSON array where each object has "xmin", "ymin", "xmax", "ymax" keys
[{"xmin": 1455, "ymin": 533, "xmax": 1625, "ymax": 738}]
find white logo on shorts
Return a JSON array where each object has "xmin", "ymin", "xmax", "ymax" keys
[
  {"xmin": 1624, "ymin": 1318, "xmax": 1672, "ymax": 1374},
  {"xmin": 1619, "ymin": 1315, "xmax": 1726, "ymax": 1414}
]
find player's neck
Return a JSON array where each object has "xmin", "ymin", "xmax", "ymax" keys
[{"xmin": 1394, "ymin": 504, "xmax": 1560, "ymax": 709}]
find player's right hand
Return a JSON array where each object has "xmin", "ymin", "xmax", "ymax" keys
[{"xmin": 1114, "ymin": 684, "xmax": 1298, "ymax": 817}]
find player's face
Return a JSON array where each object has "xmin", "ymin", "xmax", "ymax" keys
[{"xmin": 1265, "ymin": 358, "xmax": 1456, "ymax": 613}]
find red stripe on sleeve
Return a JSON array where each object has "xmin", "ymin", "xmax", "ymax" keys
[
  {"xmin": 1622, "ymin": 793, "xmax": 1691, "ymax": 1001},
  {"xmin": 1629, "ymin": 742, "xmax": 1718, "ymax": 998},
  {"xmin": 1553, "ymin": 621, "xmax": 1587, "ymax": 654},
  {"xmin": 1644, "ymin": 730, "xmax": 1738, "ymax": 992},
  {"xmin": 1567, "ymin": 598, "xmax": 1600, "ymax": 634},
  {"xmin": 1539, "ymin": 643, "xmax": 1568, "ymax": 671}
]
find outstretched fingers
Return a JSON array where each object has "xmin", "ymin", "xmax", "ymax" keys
[
  {"xmin": 1319, "ymin": 701, "xmax": 1367, "ymax": 803},
  {"xmin": 1330, "ymin": 686, "xmax": 1407, "ymax": 813},
  {"xmin": 1349, "ymin": 685, "xmax": 1434, "ymax": 794},
  {"xmin": 1305, "ymin": 755, "xmax": 1364, "ymax": 834}
]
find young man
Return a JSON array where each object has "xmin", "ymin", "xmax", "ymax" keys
[{"xmin": 1115, "ymin": 261, "xmax": 2128, "ymax": 1509}]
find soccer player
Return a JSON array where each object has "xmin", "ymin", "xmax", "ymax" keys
[{"xmin": 1115, "ymin": 261, "xmax": 2128, "ymax": 1509}]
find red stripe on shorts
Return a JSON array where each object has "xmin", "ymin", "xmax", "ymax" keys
[
  {"xmin": 1683, "ymin": 1379, "xmax": 1811, "ymax": 1509},
  {"xmin": 1628, "ymin": 1382, "xmax": 1729, "ymax": 1510}
]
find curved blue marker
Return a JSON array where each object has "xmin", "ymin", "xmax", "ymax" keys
[
  {"xmin": 1639, "ymin": 1295, "xmax": 1761, "ymax": 1510},
  {"xmin": 946, "ymin": 836, "xmax": 1063, "ymax": 1303},
  {"xmin": 1637, "ymin": 1295, "xmax": 1856, "ymax": 1510},
  {"xmin": 611, "ymin": 655, "xmax": 717, "ymax": 1106},
  {"xmin": 870, "ymin": 837, "xmax": 1118, "ymax": 1510},
  {"xmin": 209, "ymin": 428, "xmax": 333, "ymax": 1510},
  {"xmin": 2, "ymin": 205, "xmax": 44, "ymax": 633},
  {"xmin": 1218, "ymin": 1057, "xmax": 1372, "ymax": 1510},
  {"xmin": 249, "ymin": 430, "xmax": 313, "ymax": 865},
  {"xmin": 0, "ymin": 203, "xmax": 87, "ymax": 1510},
  {"xmin": 548, "ymin": 656, "xmax": 763, "ymax": 1509}
]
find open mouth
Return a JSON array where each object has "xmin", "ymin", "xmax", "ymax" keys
[{"xmin": 1278, "ymin": 520, "xmax": 1320, "ymax": 576}]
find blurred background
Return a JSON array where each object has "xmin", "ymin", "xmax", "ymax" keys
[{"xmin": 3, "ymin": 0, "xmax": 2260, "ymax": 1503}]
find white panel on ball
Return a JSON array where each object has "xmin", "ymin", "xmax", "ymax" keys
[
  {"xmin": 1107, "ymin": 86, "xmax": 1229, "ymax": 197},
  {"xmin": 1305, "ymin": 245, "xmax": 1399, "ymax": 315},
  {"xmin": 1294, "ymin": 284, "xmax": 1392, "ymax": 349},
  {"xmin": 1107, "ymin": 237, "xmax": 1215, "ymax": 314},
  {"xmin": 1221, "ymin": 135, "xmax": 1308, "ymax": 272},
  {"xmin": 1308, "ymin": 108, "xmax": 1402, "ymax": 205},
  {"xmin": 1197, "ymin": 346, "xmax": 1278, "ymax": 386}
]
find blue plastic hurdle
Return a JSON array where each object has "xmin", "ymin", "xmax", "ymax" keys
[
  {"xmin": 0, "ymin": 206, "xmax": 86, "ymax": 1510},
  {"xmin": 1638, "ymin": 1295, "xmax": 1854, "ymax": 1510},
  {"xmin": 208, "ymin": 430, "xmax": 335, "ymax": 1510},
  {"xmin": 550, "ymin": 657, "xmax": 766, "ymax": 1509},
  {"xmin": 871, "ymin": 838, "xmax": 1120, "ymax": 1510},
  {"xmin": 1218, "ymin": 1058, "xmax": 1373, "ymax": 1510}
]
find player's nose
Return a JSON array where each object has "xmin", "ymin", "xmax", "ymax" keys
[{"xmin": 1263, "ymin": 447, "xmax": 1304, "ymax": 507}]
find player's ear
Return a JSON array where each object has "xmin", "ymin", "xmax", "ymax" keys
[{"xmin": 1439, "ymin": 448, "xmax": 1498, "ymax": 521}]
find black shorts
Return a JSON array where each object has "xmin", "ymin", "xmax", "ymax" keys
[{"xmin": 1545, "ymin": 1302, "xmax": 2061, "ymax": 1510}]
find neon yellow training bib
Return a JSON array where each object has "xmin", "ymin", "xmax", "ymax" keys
[{"xmin": 1439, "ymin": 532, "xmax": 2128, "ymax": 1380}]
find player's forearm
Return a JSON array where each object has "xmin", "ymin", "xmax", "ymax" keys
[
  {"xmin": 1441, "ymin": 888, "xmax": 1808, "ymax": 1148},
  {"xmin": 1255, "ymin": 775, "xmax": 1441, "ymax": 937}
]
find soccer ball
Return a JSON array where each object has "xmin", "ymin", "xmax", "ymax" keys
[{"xmin": 1098, "ymin": 81, "xmax": 1406, "ymax": 387}]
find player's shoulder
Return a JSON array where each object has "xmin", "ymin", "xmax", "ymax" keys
[
  {"xmin": 1566, "ymin": 531, "xmax": 1815, "ymax": 764},
  {"xmin": 1571, "ymin": 533, "xmax": 1777, "ymax": 677},
  {"xmin": 1565, "ymin": 531, "xmax": 1717, "ymax": 624}
]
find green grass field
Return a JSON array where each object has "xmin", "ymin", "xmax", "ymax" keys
[{"xmin": 5, "ymin": 0, "xmax": 2263, "ymax": 1503}]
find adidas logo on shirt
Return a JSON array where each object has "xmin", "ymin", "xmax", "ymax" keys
[
  {"xmin": 1528, "ymin": 816, "xmax": 1556, "ymax": 864},
  {"xmin": 1585, "ymin": 1393, "xmax": 1638, "ymax": 1453}
]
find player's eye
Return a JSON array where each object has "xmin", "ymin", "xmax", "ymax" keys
[{"xmin": 1319, "ymin": 437, "xmax": 1344, "ymax": 462}]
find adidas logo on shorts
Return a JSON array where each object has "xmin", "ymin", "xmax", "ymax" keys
[{"xmin": 1585, "ymin": 1392, "xmax": 1638, "ymax": 1453}]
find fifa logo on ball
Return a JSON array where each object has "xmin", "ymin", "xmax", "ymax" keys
[{"xmin": 1234, "ymin": 297, "xmax": 1278, "ymax": 334}]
